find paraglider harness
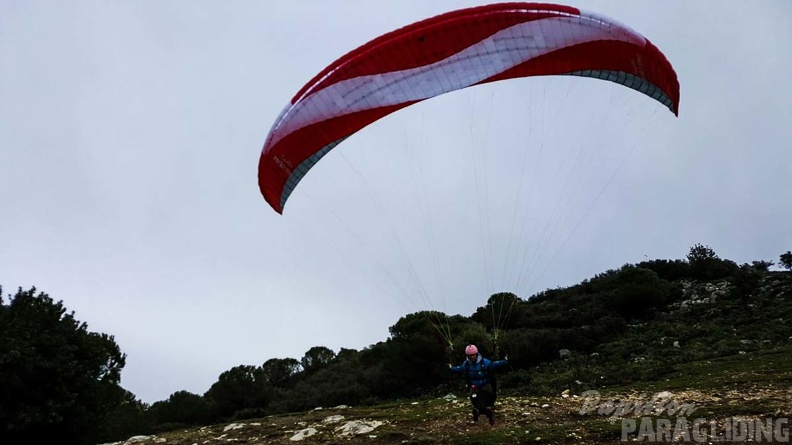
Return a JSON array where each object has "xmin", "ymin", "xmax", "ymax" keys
[{"xmin": 464, "ymin": 360, "xmax": 497, "ymax": 400}]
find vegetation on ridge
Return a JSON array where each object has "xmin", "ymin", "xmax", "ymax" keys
[{"xmin": 2, "ymin": 245, "xmax": 791, "ymax": 444}]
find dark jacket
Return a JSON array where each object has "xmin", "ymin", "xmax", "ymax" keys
[{"xmin": 450, "ymin": 354, "xmax": 508, "ymax": 387}]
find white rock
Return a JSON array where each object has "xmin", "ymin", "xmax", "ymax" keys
[
  {"xmin": 655, "ymin": 391, "xmax": 673, "ymax": 399},
  {"xmin": 541, "ymin": 404, "xmax": 550, "ymax": 408},
  {"xmin": 223, "ymin": 423, "xmax": 245, "ymax": 432},
  {"xmin": 126, "ymin": 436, "xmax": 155, "ymax": 444},
  {"xmin": 289, "ymin": 428, "xmax": 318, "ymax": 441},
  {"xmin": 335, "ymin": 420, "xmax": 384, "ymax": 436},
  {"xmin": 322, "ymin": 415, "xmax": 345, "ymax": 424},
  {"xmin": 333, "ymin": 404, "xmax": 350, "ymax": 409}
]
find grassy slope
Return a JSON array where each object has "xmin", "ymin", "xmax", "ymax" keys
[{"xmin": 118, "ymin": 345, "xmax": 792, "ymax": 445}]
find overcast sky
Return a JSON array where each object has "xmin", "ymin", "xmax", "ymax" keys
[{"xmin": 3, "ymin": 1, "xmax": 790, "ymax": 404}]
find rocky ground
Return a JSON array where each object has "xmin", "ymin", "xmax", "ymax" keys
[{"xmin": 102, "ymin": 348, "xmax": 792, "ymax": 445}]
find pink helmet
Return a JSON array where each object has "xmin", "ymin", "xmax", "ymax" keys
[{"xmin": 465, "ymin": 344, "xmax": 478, "ymax": 355}]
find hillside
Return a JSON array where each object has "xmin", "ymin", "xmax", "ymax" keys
[
  {"xmin": 6, "ymin": 249, "xmax": 791, "ymax": 444},
  {"xmin": 103, "ymin": 346, "xmax": 792, "ymax": 444},
  {"xmin": 102, "ymin": 265, "xmax": 792, "ymax": 444},
  {"xmin": 503, "ymin": 269, "xmax": 792, "ymax": 395}
]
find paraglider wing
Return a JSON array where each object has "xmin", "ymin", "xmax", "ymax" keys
[{"xmin": 258, "ymin": 2, "xmax": 680, "ymax": 214}]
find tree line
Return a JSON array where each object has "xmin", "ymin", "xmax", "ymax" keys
[{"xmin": 2, "ymin": 247, "xmax": 791, "ymax": 444}]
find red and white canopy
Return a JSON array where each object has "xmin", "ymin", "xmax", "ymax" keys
[{"xmin": 259, "ymin": 3, "xmax": 680, "ymax": 214}]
